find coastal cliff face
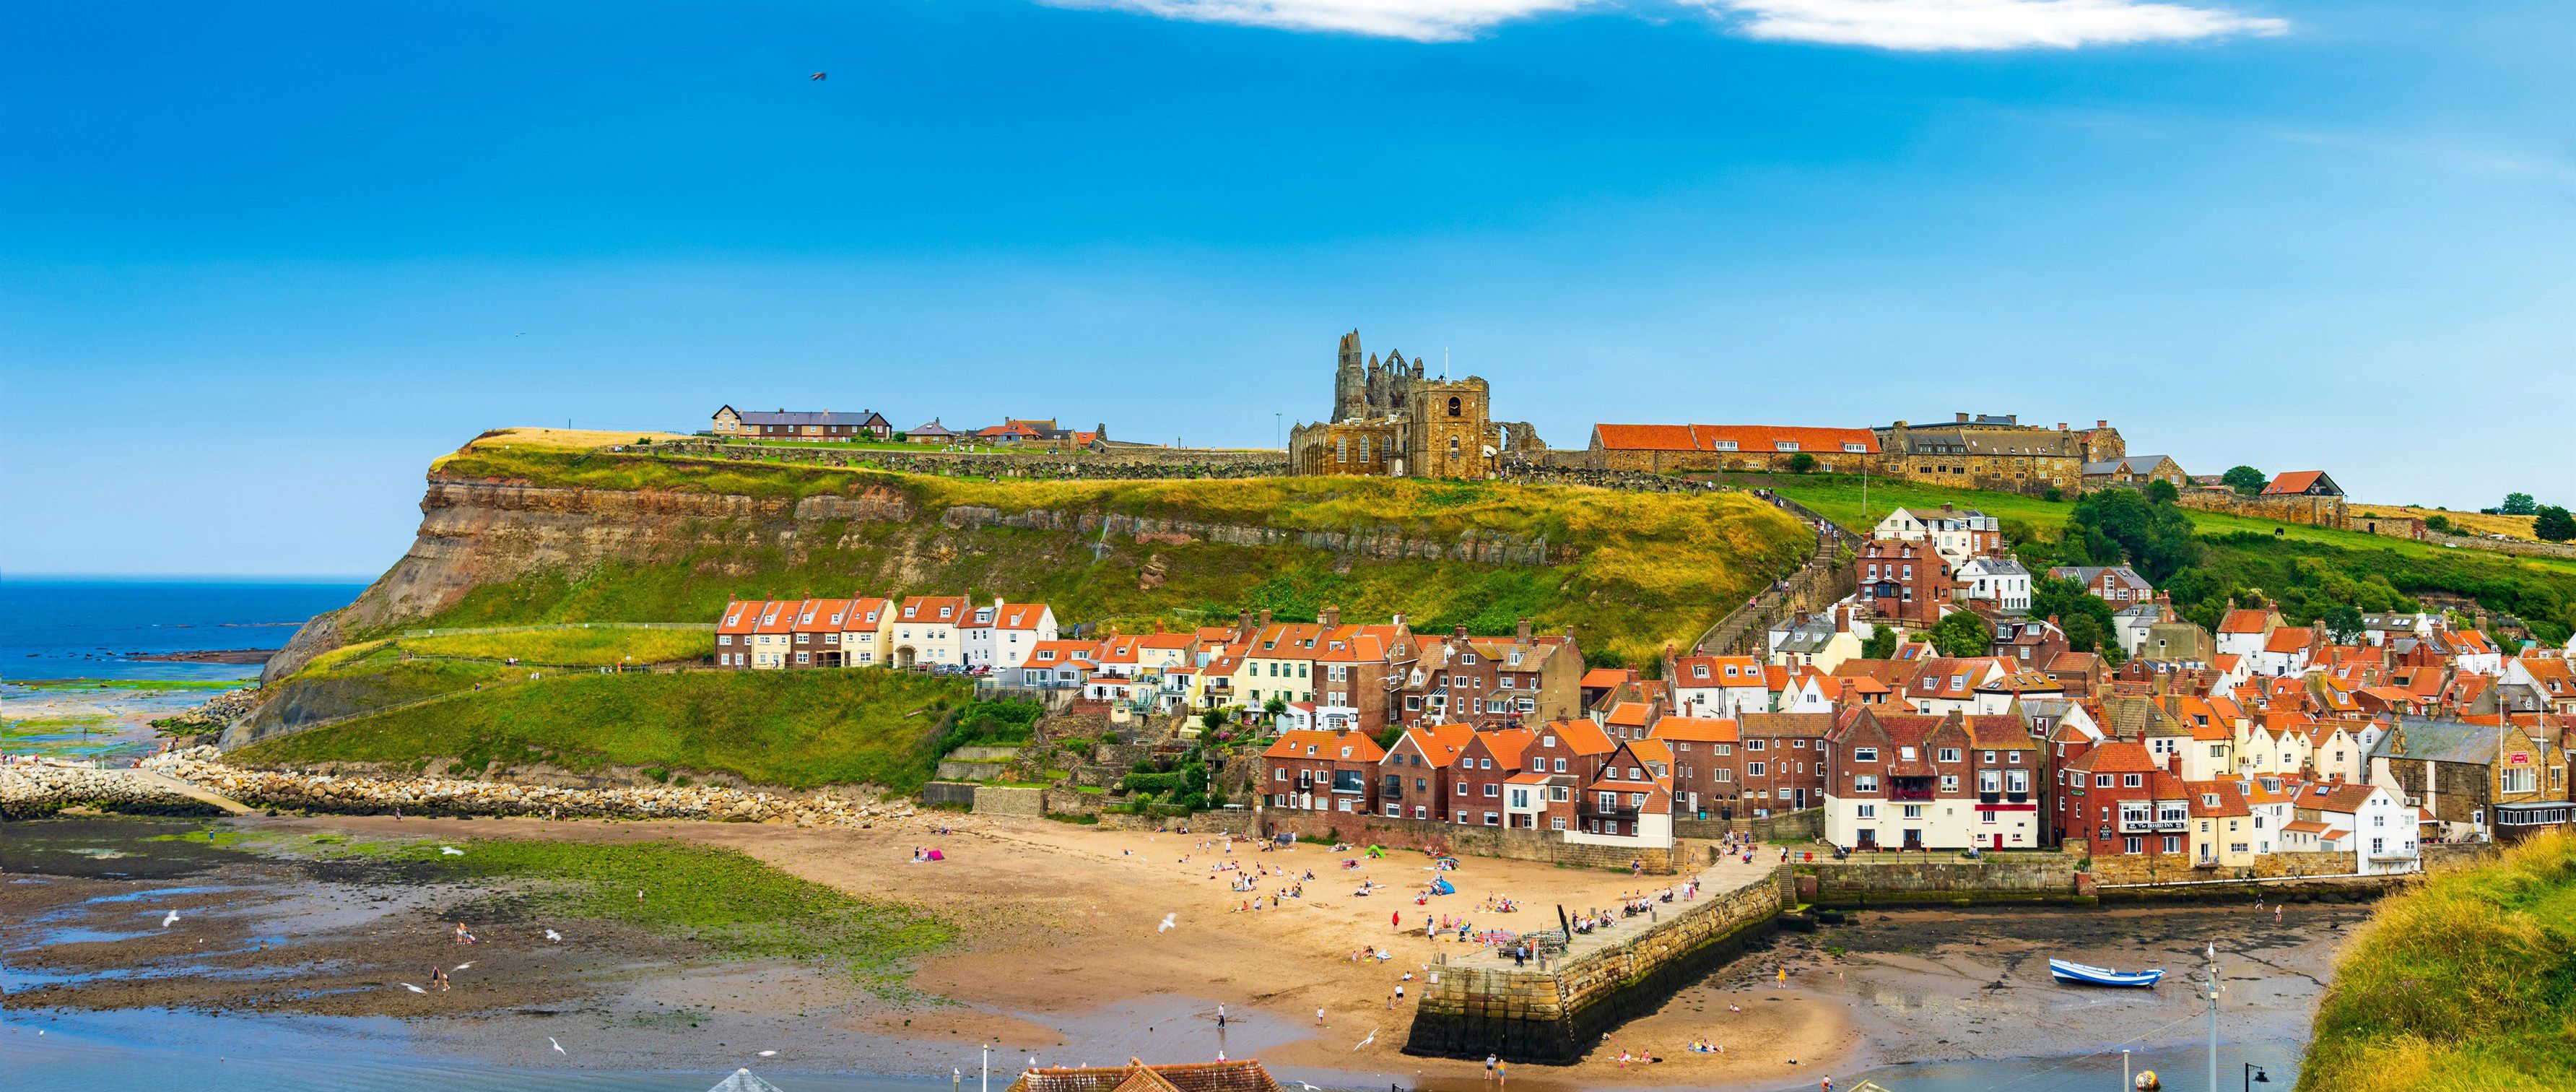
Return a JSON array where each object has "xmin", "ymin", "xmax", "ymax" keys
[{"xmin": 266, "ymin": 472, "xmax": 1585, "ymax": 682}]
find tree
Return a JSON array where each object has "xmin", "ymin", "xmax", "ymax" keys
[
  {"xmin": 2536, "ymin": 506, "xmax": 2576, "ymax": 543},
  {"xmin": 1786, "ymin": 452, "xmax": 1818, "ymax": 474},
  {"xmin": 1928, "ymin": 612, "xmax": 1993, "ymax": 657},
  {"xmin": 2222, "ymin": 466, "xmax": 2267, "ymax": 495},
  {"xmin": 2424, "ymin": 514, "xmax": 2453, "ymax": 533},
  {"xmin": 2031, "ymin": 576, "xmax": 2118, "ymax": 651},
  {"xmin": 2500, "ymin": 493, "xmax": 2538, "ymax": 516},
  {"xmin": 2143, "ymin": 480, "xmax": 2180, "ymax": 505},
  {"xmin": 2063, "ymin": 488, "xmax": 2203, "ymax": 584},
  {"xmin": 1262, "ymin": 696, "xmax": 1288, "ymax": 722},
  {"xmin": 2322, "ymin": 604, "xmax": 2366, "ymax": 645},
  {"xmin": 1861, "ymin": 624, "xmax": 1898, "ymax": 661},
  {"xmin": 2061, "ymin": 612, "xmax": 2107, "ymax": 656},
  {"xmin": 1199, "ymin": 708, "xmax": 1230, "ymax": 732}
]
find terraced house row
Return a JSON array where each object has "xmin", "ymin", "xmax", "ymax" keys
[{"xmin": 715, "ymin": 596, "xmax": 1058, "ymax": 670}]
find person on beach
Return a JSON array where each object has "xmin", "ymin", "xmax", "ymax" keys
[{"xmin": 1315, "ymin": 1006, "xmax": 1326, "ymax": 1026}]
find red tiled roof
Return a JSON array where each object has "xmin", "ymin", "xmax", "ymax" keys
[
  {"xmin": 2263, "ymin": 470, "xmax": 2326, "ymax": 495},
  {"xmin": 1592, "ymin": 423, "xmax": 1879, "ymax": 454}
]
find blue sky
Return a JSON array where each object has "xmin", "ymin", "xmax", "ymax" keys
[{"xmin": 4, "ymin": 0, "xmax": 2568, "ymax": 577}]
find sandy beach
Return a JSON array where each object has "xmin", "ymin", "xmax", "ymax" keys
[{"xmin": 1, "ymin": 812, "xmax": 2367, "ymax": 1090}]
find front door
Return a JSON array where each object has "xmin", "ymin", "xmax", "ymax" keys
[
  {"xmin": 1903, "ymin": 828, "xmax": 1923, "ymax": 851},
  {"xmin": 895, "ymin": 646, "xmax": 917, "ymax": 669},
  {"xmin": 1992, "ymin": 833, "xmax": 2003, "ymax": 850},
  {"xmin": 1857, "ymin": 829, "xmax": 1878, "ymax": 850}
]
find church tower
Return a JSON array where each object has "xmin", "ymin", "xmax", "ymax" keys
[{"xmin": 1333, "ymin": 329, "xmax": 1367, "ymax": 422}]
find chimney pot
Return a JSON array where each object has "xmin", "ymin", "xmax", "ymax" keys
[
  {"xmin": 2096, "ymin": 420, "xmax": 2107, "ymax": 428},
  {"xmin": 1516, "ymin": 618, "xmax": 1533, "ymax": 642},
  {"xmin": 2056, "ymin": 422, "xmax": 2068, "ymax": 431},
  {"xmin": 1955, "ymin": 412, "xmax": 1970, "ymax": 423}
]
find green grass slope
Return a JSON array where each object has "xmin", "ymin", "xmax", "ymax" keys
[
  {"xmin": 405, "ymin": 443, "xmax": 1816, "ymax": 666},
  {"xmin": 2298, "ymin": 831, "xmax": 2576, "ymax": 1092},
  {"xmin": 1768, "ymin": 477, "xmax": 2576, "ymax": 641},
  {"xmin": 237, "ymin": 668, "xmax": 972, "ymax": 792}
]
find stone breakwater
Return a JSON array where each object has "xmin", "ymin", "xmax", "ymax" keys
[
  {"xmin": 0, "ymin": 763, "xmax": 211, "ymax": 818},
  {"xmin": 5, "ymin": 749, "xmax": 919, "ymax": 827}
]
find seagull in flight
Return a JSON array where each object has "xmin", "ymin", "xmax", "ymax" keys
[
  {"xmin": 453, "ymin": 962, "xmax": 474, "ymax": 971},
  {"xmin": 1353, "ymin": 1028, "xmax": 1376, "ymax": 1051},
  {"xmin": 162, "ymin": 910, "xmax": 180, "ymax": 927},
  {"xmin": 810, "ymin": 72, "xmax": 827, "ymax": 81},
  {"xmin": 440, "ymin": 846, "xmax": 465, "ymax": 856},
  {"xmin": 544, "ymin": 929, "xmax": 563, "ymax": 942},
  {"xmin": 757, "ymin": 1050, "xmax": 778, "ymax": 1057},
  {"xmin": 550, "ymin": 1037, "xmax": 566, "ymax": 1055},
  {"xmin": 400, "ymin": 982, "xmax": 427, "ymax": 994},
  {"xmin": 1157, "ymin": 914, "xmax": 1176, "ymax": 933}
]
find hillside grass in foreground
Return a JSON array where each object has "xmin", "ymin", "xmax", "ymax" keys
[
  {"xmin": 2298, "ymin": 831, "xmax": 2576, "ymax": 1091},
  {"xmin": 238, "ymin": 667, "xmax": 970, "ymax": 792}
]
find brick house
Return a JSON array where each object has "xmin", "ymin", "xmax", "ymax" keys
[
  {"xmin": 1823, "ymin": 709, "xmax": 2040, "ymax": 851},
  {"xmin": 1646, "ymin": 715, "xmax": 1738, "ymax": 820},
  {"xmin": 1261, "ymin": 729, "xmax": 1385, "ymax": 815},
  {"xmin": 1871, "ymin": 504, "xmax": 2003, "ymax": 566},
  {"xmin": 2047, "ymin": 566, "xmax": 2156, "ymax": 606},
  {"xmin": 1733, "ymin": 712, "xmax": 1835, "ymax": 815},
  {"xmin": 1990, "ymin": 618, "xmax": 2071, "ymax": 670},
  {"xmin": 1858, "ymin": 539, "xmax": 1954, "ymax": 626},
  {"xmin": 2057, "ymin": 740, "xmax": 2193, "ymax": 859},
  {"xmin": 1448, "ymin": 728, "xmax": 1536, "ymax": 828},
  {"xmin": 1583, "ymin": 423, "xmax": 1880, "ymax": 474},
  {"xmin": 1378, "ymin": 724, "xmax": 1474, "ymax": 820},
  {"xmin": 1570, "ymin": 738, "xmax": 1675, "ymax": 844},
  {"xmin": 1397, "ymin": 621, "xmax": 1580, "ymax": 728},
  {"xmin": 1520, "ymin": 716, "xmax": 1620, "ymax": 789}
]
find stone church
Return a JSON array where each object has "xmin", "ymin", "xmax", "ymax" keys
[{"xmin": 1289, "ymin": 329, "xmax": 1536, "ymax": 479}]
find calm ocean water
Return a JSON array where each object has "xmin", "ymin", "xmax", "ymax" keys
[{"xmin": 0, "ymin": 578, "xmax": 367, "ymax": 682}]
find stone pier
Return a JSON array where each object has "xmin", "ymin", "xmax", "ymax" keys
[{"xmin": 1403, "ymin": 865, "xmax": 1793, "ymax": 1063}]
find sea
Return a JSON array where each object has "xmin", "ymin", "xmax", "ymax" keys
[{"xmin": 0, "ymin": 578, "xmax": 370, "ymax": 682}]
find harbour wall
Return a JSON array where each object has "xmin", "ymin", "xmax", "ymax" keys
[{"xmin": 1404, "ymin": 865, "xmax": 1793, "ymax": 1063}]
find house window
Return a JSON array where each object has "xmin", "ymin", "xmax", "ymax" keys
[
  {"xmin": 1938, "ymin": 748, "xmax": 1961, "ymax": 763},
  {"xmin": 1854, "ymin": 748, "xmax": 1879, "ymax": 762},
  {"xmin": 1856, "ymin": 803, "xmax": 1876, "ymax": 818}
]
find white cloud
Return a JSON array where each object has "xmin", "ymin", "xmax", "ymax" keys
[
  {"xmin": 1050, "ymin": 0, "xmax": 1597, "ymax": 42},
  {"xmin": 1699, "ymin": 0, "xmax": 2288, "ymax": 51}
]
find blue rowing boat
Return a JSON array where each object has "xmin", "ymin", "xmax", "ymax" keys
[{"xmin": 2049, "ymin": 958, "xmax": 2164, "ymax": 987}]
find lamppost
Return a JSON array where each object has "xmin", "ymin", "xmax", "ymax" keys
[{"xmin": 2243, "ymin": 1063, "xmax": 2270, "ymax": 1092}]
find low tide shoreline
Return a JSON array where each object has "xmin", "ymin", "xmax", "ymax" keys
[{"xmin": 0, "ymin": 811, "xmax": 2364, "ymax": 1091}]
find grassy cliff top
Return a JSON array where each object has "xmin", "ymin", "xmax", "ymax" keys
[{"xmin": 434, "ymin": 435, "xmax": 1797, "ymax": 544}]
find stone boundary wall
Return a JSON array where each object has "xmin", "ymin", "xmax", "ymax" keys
[
  {"xmin": 2423, "ymin": 530, "xmax": 2576, "ymax": 560},
  {"xmin": 2086, "ymin": 849, "xmax": 2366, "ymax": 886},
  {"xmin": 653, "ymin": 441, "xmax": 1288, "ymax": 480},
  {"xmin": 1095, "ymin": 808, "xmax": 1259, "ymax": 835},
  {"xmin": 0, "ymin": 764, "xmax": 224, "ymax": 819},
  {"xmin": 920, "ymin": 781, "xmax": 978, "ymax": 809},
  {"xmin": 2177, "ymin": 489, "xmax": 2349, "ymax": 531},
  {"xmin": 1674, "ymin": 807, "xmax": 1823, "ymax": 844},
  {"xmin": 1404, "ymin": 867, "xmax": 1792, "ymax": 1063},
  {"xmin": 1801, "ymin": 854, "xmax": 2080, "ymax": 906},
  {"xmin": 971, "ymin": 785, "xmax": 1045, "ymax": 817},
  {"xmin": 1258, "ymin": 810, "xmax": 1676, "ymax": 874}
]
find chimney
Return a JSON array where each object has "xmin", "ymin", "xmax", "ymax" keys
[
  {"xmin": 1259, "ymin": 609, "xmax": 1273, "ymax": 628},
  {"xmin": 2056, "ymin": 422, "xmax": 2068, "ymax": 431},
  {"xmin": 2096, "ymin": 420, "xmax": 2107, "ymax": 428},
  {"xmin": 2048, "ymin": 614, "xmax": 2061, "ymax": 626},
  {"xmin": 1516, "ymin": 618, "xmax": 1533, "ymax": 643},
  {"xmin": 1454, "ymin": 625, "xmax": 1469, "ymax": 640},
  {"xmin": 1940, "ymin": 503, "xmax": 1953, "ymax": 514},
  {"xmin": 1955, "ymin": 412, "xmax": 1971, "ymax": 424},
  {"xmin": 1321, "ymin": 605, "xmax": 1341, "ymax": 628},
  {"xmin": 1238, "ymin": 608, "xmax": 1253, "ymax": 633},
  {"xmin": 1391, "ymin": 612, "xmax": 1406, "ymax": 629}
]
